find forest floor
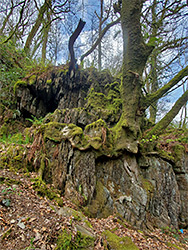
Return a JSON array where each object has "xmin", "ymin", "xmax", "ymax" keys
[{"xmin": 0, "ymin": 168, "xmax": 188, "ymax": 250}]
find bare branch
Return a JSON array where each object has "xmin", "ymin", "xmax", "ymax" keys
[{"xmin": 80, "ymin": 17, "xmax": 120, "ymax": 62}]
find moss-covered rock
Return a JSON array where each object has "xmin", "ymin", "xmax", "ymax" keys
[
  {"xmin": 56, "ymin": 229, "xmax": 95, "ymax": 250},
  {"xmin": 0, "ymin": 144, "xmax": 27, "ymax": 171},
  {"xmin": 103, "ymin": 230, "xmax": 139, "ymax": 250},
  {"xmin": 87, "ymin": 181, "xmax": 113, "ymax": 218}
]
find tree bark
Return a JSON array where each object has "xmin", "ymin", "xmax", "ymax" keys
[
  {"xmin": 149, "ymin": 0, "xmax": 158, "ymax": 123},
  {"xmin": 116, "ymin": 0, "xmax": 153, "ymax": 150}
]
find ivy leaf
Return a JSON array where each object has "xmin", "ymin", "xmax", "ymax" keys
[{"xmin": 2, "ymin": 198, "xmax": 11, "ymax": 207}]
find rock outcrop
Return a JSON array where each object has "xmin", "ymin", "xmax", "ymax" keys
[{"xmin": 15, "ymin": 67, "xmax": 188, "ymax": 230}]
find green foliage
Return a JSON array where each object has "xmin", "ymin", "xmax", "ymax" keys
[
  {"xmin": 0, "ymin": 36, "xmax": 27, "ymax": 107},
  {"xmin": 0, "ymin": 133, "xmax": 30, "ymax": 145},
  {"xmin": 55, "ymin": 229, "xmax": 94, "ymax": 250},
  {"xmin": 26, "ymin": 115, "xmax": 45, "ymax": 126},
  {"xmin": 0, "ymin": 35, "xmax": 53, "ymax": 108},
  {"xmin": 141, "ymin": 134, "xmax": 158, "ymax": 143},
  {"xmin": 25, "ymin": 238, "xmax": 35, "ymax": 250}
]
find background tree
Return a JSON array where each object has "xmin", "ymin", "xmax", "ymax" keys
[{"xmin": 142, "ymin": 0, "xmax": 188, "ymax": 123}]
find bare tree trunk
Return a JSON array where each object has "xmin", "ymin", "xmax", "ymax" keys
[
  {"xmin": 0, "ymin": 0, "xmax": 14, "ymax": 35},
  {"xmin": 68, "ymin": 19, "xmax": 86, "ymax": 77},
  {"xmin": 42, "ymin": 9, "xmax": 51, "ymax": 62},
  {"xmin": 98, "ymin": 0, "xmax": 103, "ymax": 71},
  {"xmin": 24, "ymin": 0, "xmax": 49, "ymax": 53},
  {"xmin": 2, "ymin": 0, "xmax": 27, "ymax": 43}
]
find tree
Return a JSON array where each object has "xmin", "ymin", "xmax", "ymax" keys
[
  {"xmin": 0, "ymin": 0, "xmax": 74, "ymax": 61},
  {"xmin": 142, "ymin": 0, "xmax": 188, "ymax": 123},
  {"xmin": 113, "ymin": 0, "xmax": 188, "ymax": 153}
]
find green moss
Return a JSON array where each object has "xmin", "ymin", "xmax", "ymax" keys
[
  {"xmin": 42, "ymin": 122, "xmax": 83, "ymax": 143},
  {"xmin": 87, "ymin": 181, "xmax": 112, "ymax": 218},
  {"xmin": 38, "ymin": 154, "xmax": 46, "ymax": 179},
  {"xmin": 166, "ymin": 242, "xmax": 184, "ymax": 250},
  {"xmin": 55, "ymin": 229, "xmax": 95, "ymax": 250},
  {"xmin": 105, "ymin": 81, "xmax": 120, "ymax": 92},
  {"xmin": 31, "ymin": 177, "xmax": 63, "ymax": 206},
  {"xmin": 28, "ymin": 75, "xmax": 36, "ymax": 85},
  {"xmin": 111, "ymin": 115, "xmax": 139, "ymax": 154},
  {"xmin": 0, "ymin": 144, "xmax": 27, "ymax": 170},
  {"xmin": 46, "ymin": 79, "xmax": 52, "ymax": 84},
  {"xmin": 86, "ymin": 88, "xmax": 107, "ymax": 109},
  {"xmin": 84, "ymin": 219, "xmax": 93, "ymax": 229},
  {"xmin": 85, "ymin": 83, "xmax": 122, "ymax": 119},
  {"xmin": 141, "ymin": 178, "xmax": 154, "ymax": 195},
  {"xmin": 40, "ymin": 120, "xmax": 114, "ymax": 155},
  {"xmin": 103, "ymin": 230, "xmax": 139, "ymax": 250},
  {"xmin": 13, "ymin": 80, "xmax": 27, "ymax": 93},
  {"xmin": 172, "ymin": 144, "xmax": 185, "ymax": 162},
  {"xmin": 141, "ymin": 177, "xmax": 154, "ymax": 208},
  {"xmin": 157, "ymin": 148, "xmax": 175, "ymax": 162}
]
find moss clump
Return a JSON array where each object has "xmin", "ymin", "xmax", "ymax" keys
[
  {"xmin": 86, "ymin": 88, "xmax": 107, "ymax": 109},
  {"xmin": 156, "ymin": 149, "xmax": 175, "ymax": 162},
  {"xmin": 31, "ymin": 177, "xmax": 63, "ymax": 207},
  {"xmin": 0, "ymin": 144, "xmax": 27, "ymax": 171},
  {"xmin": 84, "ymin": 119, "xmax": 114, "ymax": 153},
  {"xmin": 40, "ymin": 120, "xmax": 114, "ymax": 155},
  {"xmin": 55, "ymin": 229, "xmax": 95, "ymax": 250},
  {"xmin": 28, "ymin": 74, "xmax": 36, "ymax": 85},
  {"xmin": 172, "ymin": 144, "xmax": 185, "ymax": 162},
  {"xmin": 103, "ymin": 230, "xmax": 139, "ymax": 250},
  {"xmin": 141, "ymin": 177, "xmax": 154, "ymax": 209},
  {"xmin": 111, "ymin": 115, "xmax": 139, "ymax": 154},
  {"xmin": 141, "ymin": 178, "xmax": 154, "ymax": 195},
  {"xmin": 13, "ymin": 80, "xmax": 27, "ymax": 93},
  {"xmin": 46, "ymin": 79, "xmax": 52, "ymax": 84},
  {"xmin": 87, "ymin": 181, "xmax": 112, "ymax": 218},
  {"xmin": 85, "ymin": 82, "xmax": 122, "ymax": 124},
  {"xmin": 42, "ymin": 122, "xmax": 83, "ymax": 143}
]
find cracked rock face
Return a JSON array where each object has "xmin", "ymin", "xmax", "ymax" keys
[
  {"xmin": 16, "ymin": 68, "xmax": 188, "ymax": 229},
  {"xmin": 42, "ymin": 134, "xmax": 187, "ymax": 229}
]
